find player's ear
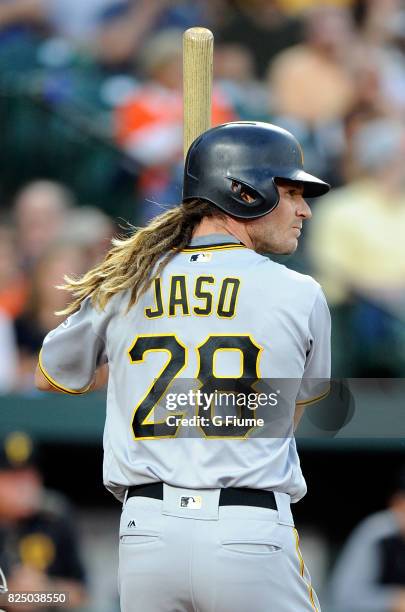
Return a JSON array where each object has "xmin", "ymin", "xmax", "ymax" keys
[{"xmin": 231, "ymin": 181, "xmax": 258, "ymax": 204}]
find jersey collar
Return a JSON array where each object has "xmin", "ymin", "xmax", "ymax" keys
[{"xmin": 183, "ymin": 233, "xmax": 246, "ymax": 252}]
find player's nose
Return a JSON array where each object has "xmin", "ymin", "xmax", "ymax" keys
[{"xmin": 297, "ymin": 197, "xmax": 312, "ymax": 220}]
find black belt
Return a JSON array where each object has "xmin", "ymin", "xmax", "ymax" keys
[{"xmin": 127, "ymin": 482, "xmax": 277, "ymax": 511}]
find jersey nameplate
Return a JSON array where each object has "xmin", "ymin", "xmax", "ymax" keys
[{"xmin": 144, "ymin": 275, "xmax": 241, "ymax": 319}]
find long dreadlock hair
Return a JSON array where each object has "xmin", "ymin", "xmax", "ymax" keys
[{"xmin": 57, "ymin": 199, "xmax": 224, "ymax": 316}]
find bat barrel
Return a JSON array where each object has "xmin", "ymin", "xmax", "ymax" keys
[{"xmin": 183, "ymin": 27, "xmax": 214, "ymax": 159}]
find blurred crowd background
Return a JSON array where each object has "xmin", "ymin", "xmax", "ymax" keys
[{"xmin": 1, "ymin": 0, "xmax": 405, "ymax": 610}]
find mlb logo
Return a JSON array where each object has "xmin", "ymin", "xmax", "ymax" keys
[
  {"xmin": 179, "ymin": 495, "xmax": 202, "ymax": 509},
  {"xmin": 189, "ymin": 252, "xmax": 212, "ymax": 263}
]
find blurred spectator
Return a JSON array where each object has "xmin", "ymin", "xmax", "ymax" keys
[
  {"xmin": 0, "ymin": 225, "xmax": 28, "ymax": 319},
  {"xmin": 94, "ymin": 0, "xmax": 171, "ymax": 69},
  {"xmin": 328, "ymin": 467, "xmax": 405, "ymax": 612},
  {"xmin": 14, "ymin": 180, "xmax": 74, "ymax": 270},
  {"xmin": 359, "ymin": 0, "xmax": 404, "ymax": 47},
  {"xmin": 0, "ymin": 0, "xmax": 45, "ymax": 31},
  {"xmin": 115, "ymin": 28, "xmax": 234, "ymax": 165},
  {"xmin": 0, "ymin": 311, "xmax": 18, "ymax": 394},
  {"xmin": 342, "ymin": 59, "xmax": 389, "ymax": 173},
  {"xmin": 265, "ymin": 6, "xmax": 360, "ymax": 188},
  {"xmin": 268, "ymin": 6, "xmax": 356, "ymax": 125},
  {"xmin": 218, "ymin": 0, "xmax": 304, "ymax": 79},
  {"xmin": 362, "ymin": 1, "xmax": 405, "ymax": 115},
  {"xmin": 0, "ymin": 0, "xmax": 49, "ymax": 76},
  {"xmin": 214, "ymin": 43, "xmax": 269, "ymax": 120},
  {"xmin": 278, "ymin": 0, "xmax": 356, "ymax": 15},
  {"xmin": 278, "ymin": 0, "xmax": 355, "ymax": 14},
  {"xmin": 309, "ymin": 117, "xmax": 405, "ymax": 306},
  {"xmin": 46, "ymin": 0, "xmax": 123, "ymax": 43},
  {"xmin": 0, "ymin": 225, "xmax": 21, "ymax": 393},
  {"xmin": 0, "ymin": 431, "xmax": 87, "ymax": 610},
  {"xmin": 308, "ymin": 118, "xmax": 405, "ymax": 375},
  {"xmin": 13, "ymin": 243, "xmax": 88, "ymax": 391},
  {"xmin": 1, "ymin": 0, "xmax": 148, "ymax": 47},
  {"xmin": 114, "ymin": 28, "xmax": 235, "ymax": 223},
  {"xmin": 94, "ymin": 0, "xmax": 210, "ymax": 70},
  {"xmin": 57, "ymin": 206, "xmax": 115, "ymax": 268}
]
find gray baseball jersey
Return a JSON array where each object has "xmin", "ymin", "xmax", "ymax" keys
[{"xmin": 40, "ymin": 234, "xmax": 331, "ymax": 504}]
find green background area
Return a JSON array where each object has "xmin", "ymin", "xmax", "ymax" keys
[{"xmin": 1, "ymin": 381, "xmax": 404, "ymax": 450}]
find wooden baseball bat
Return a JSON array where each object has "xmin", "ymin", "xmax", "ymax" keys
[{"xmin": 183, "ymin": 27, "xmax": 214, "ymax": 159}]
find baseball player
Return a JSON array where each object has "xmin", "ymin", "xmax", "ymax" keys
[{"xmin": 35, "ymin": 122, "xmax": 331, "ymax": 612}]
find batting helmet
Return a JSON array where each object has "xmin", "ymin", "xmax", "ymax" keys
[{"xmin": 183, "ymin": 122, "xmax": 330, "ymax": 219}]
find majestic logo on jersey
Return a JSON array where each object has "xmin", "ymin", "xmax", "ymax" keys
[
  {"xmin": 127, "ymin": 520, "xmax": 136, "ymax": 528},
  {"xmin": 189, "ymin": 253, "xmax": 212, "ymax": 263},
  {"xmin": 180, "ymin": 496, "xmax": 202, "ymax": 509}
]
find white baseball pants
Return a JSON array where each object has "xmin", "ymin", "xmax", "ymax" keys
[{"xmin": 118, "ymin": 485, "xmax": 320, "ymax": 612}]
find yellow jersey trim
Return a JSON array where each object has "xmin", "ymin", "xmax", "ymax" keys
[
  {"xmin": 180, "ymin": 243, "xmax": 246, "ymax": 253},
  {"xmin": 38, "ymin": 350, "xmax": 92, "ymax": 395},
  {"xmin": 296, "ymin": 385, "xmax": 331, "ymax": 407},
  {"xmin": 293, "ymin": 528, "xmax": 319, "ymax": 612}
]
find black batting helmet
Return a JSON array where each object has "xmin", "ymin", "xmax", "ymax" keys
[{"xmin": 183, "ymin": 122, "xmax": 330, "ymax": 219}]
